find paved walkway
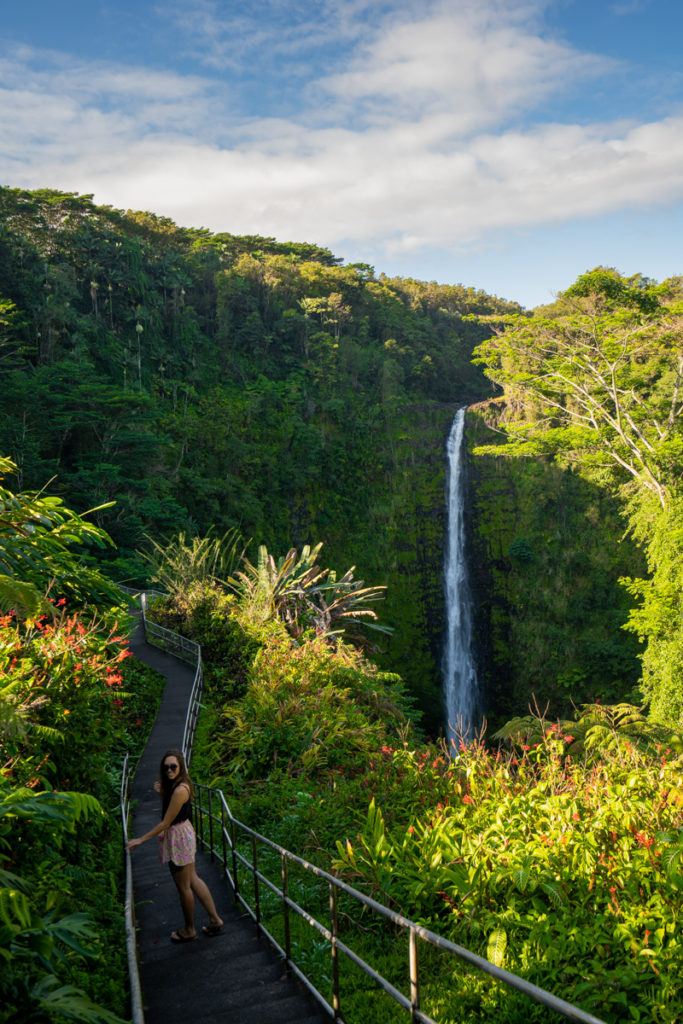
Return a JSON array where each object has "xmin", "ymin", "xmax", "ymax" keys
[{"xmin": 129, "ymin": 625, "xmax": 327, "ymax": 1024}]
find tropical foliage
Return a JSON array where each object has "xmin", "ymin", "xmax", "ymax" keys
[
  {"xmin": 162, "ymin": 576, "xmax": 682, "ymax": 1024},
  {"xmin": 0, "ymin": 468, "xmax": 164, "ymax": 1021},
  {"xmin": 228, "ymin": 541, "xmax": 391, "ymax": 642},
  {"xmin": 473, "ymin": 269, "xmax": 683, "ymax": 726},
  {"xmin": 1, "ymin": 188, "xmax": 682, "ymax": 1021}
]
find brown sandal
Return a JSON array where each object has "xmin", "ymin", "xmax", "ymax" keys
[{"xmin": 202, "ymin": 923, "xmax": 223, "ymax": 937}]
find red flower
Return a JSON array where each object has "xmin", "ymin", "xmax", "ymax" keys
[
  {"xmin": 462, "ymin": 794, "xmax": 473, "ymax": 805},
  {"xmin": 56, "ymin": 597, "xmax": 67, "ymax": 607}
]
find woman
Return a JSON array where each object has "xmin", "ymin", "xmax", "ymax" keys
[{"xmin": 127, "ymin": 748, "xmax": 224, "ymax": 943}]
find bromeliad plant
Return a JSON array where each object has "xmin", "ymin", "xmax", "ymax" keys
[{"xmin": 228, "ymin": 541, "xmax": 391, "ymax": 643}]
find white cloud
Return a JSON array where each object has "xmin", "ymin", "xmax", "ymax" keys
[
  {"xmin": 1, "ymin": 2, "xmax": 682, "ymax": 260},
  {"xmin": 321, "ymin": 3, "xmax": 609, "ymax": 133},
  {"xmin": 158, "ymin": 0, "xmax": 394, "ymax": 70},
  {"xmin": 611, "ymin": 1, "xmax": 649, "ymax": 15}
]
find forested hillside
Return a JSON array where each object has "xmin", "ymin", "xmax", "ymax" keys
[
  {"xmin": 0, "ymin": 186, "xmax": 518, "ymax": 726},
  {"xmin": 1, "ymin": 189, "xmax": 682, "ymax": 730}
]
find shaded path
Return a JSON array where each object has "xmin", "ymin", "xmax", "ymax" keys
[{"xmin": 129, "ymin": 624, "xmax": 327, "ymax": 1024}]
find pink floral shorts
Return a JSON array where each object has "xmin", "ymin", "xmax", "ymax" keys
[{"xmin": 158, "ymin": 820, "xmax": 196, "ymax": 867}]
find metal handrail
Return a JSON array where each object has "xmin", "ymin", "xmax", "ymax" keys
[
  {"xmin": 120, "ymin": 754, "xmax": 144, "ymax": 1024},
  {"xmin": 138, "ymin": 592, "xmax": 203, "ymax": 763},
  {"xmin": 135, "ymin": 594, "xmax": 607, "ymax": 1024},
  {"xmin": 116, "ymin": 584, "xmax": 171, "ymax": 1024}
]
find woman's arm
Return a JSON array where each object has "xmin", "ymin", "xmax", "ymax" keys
[{"xmin": 126, "ymin": 784, "xmax": 190, "ymax": 850}]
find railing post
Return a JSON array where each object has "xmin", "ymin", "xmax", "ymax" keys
[
  {"xmin": 409, "ymin": 926, "xmax": 420, "ymax": 1023},
  {"xmin": 196, "ymin": 785, "xmax": 203, "ymax": 845},
  {"xmin": 220, "ymin": 800, "xmax": 227, "ymax": 870},
  {"xmin": 281, "ymin": 853, "xmax": 291, "ymax": 973},
  {"xmin": 329, "ymin": 882, "xmax": 341, "ymax": 1022},
  {"xmin": 208, "ymin": 787, "xmax": 214, "ymax": 860},
  {"xmin": 252, "ymin": 835, "xmax": 261, "ymax": 935},
  {"xmin": 231, "ymin": 818, "xmax": 239, "ymax": 902}
]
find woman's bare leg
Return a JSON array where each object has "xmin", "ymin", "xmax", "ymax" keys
[
  {"xmin": 172, "ymin": 864, "xmax": 197, "ymax": 935},
  {"xmin": 189, "ymin": 864, "xmax": 223, "ymax": 927}
]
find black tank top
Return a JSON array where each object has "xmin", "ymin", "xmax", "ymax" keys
[{"xmin": 162, "ymin": 782, "xmax": 192, "ymax": 827}]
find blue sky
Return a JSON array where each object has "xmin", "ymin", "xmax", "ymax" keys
[{"xmin": 2, "ymin": 0, "xmax": 683, "ymax": 306}]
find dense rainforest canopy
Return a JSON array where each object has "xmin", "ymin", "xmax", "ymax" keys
[
  {"xmin": 0, "ymin": 186, "xmax": 519, "ymax": 726},
  {"xmin": 1, "ymin": 188, "xmax": 681, "ymax": 1023},
  {"xmin": 2, "ymin": 188, "xmax": 683, "ymax": 729}
]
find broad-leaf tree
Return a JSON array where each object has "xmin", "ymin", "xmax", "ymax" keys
[{"xmin": 474, "ymin": 269, "xmax": 683, "ymax": 508}]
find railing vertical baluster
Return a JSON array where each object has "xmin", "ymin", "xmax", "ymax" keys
[
  {"xmin": 208, "ymin": 787, "xmax": 214, "ymax": 860},
  {"xmin": 252, "ymin": 835, "xmax": 261, "ymax": 934},
  {"xmin": 231, "ymin": 818, "xmax": 239, "ymax": 902},
  {"xmin": 281, "ymin": 853, "xmax": 291, "ymax": 973},
  {"xmin": 220, "ymin": 800, "xmax": 227, "ymax": 870},
  {"xmin": 330, "ymin": 882, "xmax": 341, "ymax": 1022},
  {"xmin": 409, "ymin": 927, "xmax": 420, "ymax": 1023},
  {"xmin": 196, "ymin": 785, "xmax": 203, "ymax": 845}
]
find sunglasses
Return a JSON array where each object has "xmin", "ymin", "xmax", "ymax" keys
[{"xmin": 163, "ymin": 762, "xmax": 179, "ymax": 772}]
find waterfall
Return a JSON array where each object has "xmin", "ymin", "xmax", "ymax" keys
[{"xmin": 442, "ymin": 407, "xmax": 479, "ymax": 747}]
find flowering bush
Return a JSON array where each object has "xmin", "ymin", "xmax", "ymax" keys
[{"xmin": 1, "ymin": 602, "xmax": 133, "ymax": 792}]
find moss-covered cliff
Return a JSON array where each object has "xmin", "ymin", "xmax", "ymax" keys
[{"xmin": 467, "ymin": 401, "xmax": 644, "ymax": 727}]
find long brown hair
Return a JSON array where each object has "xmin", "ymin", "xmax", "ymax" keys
[{"xmin": 159, "ymin": 748, "xmax": 193, "ymax": 801}]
